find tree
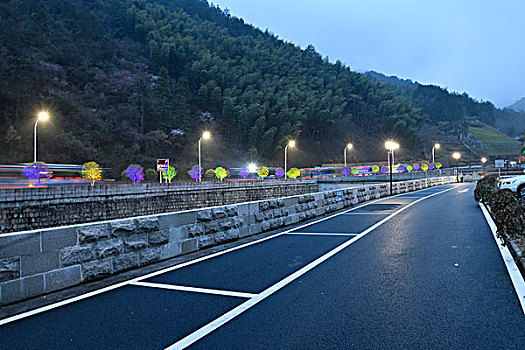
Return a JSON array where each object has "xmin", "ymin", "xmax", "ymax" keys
[
  {"xmin": 125, "ymin": 164, "xmax": 145, "ymax": 184},
  {"xmin": 145, "ymin": 169, "xmax": 157, "ymax": 181},
  {"xmin": 214, "ymin": 167, "xmax": 228, "ymax": 181},
  {"xmin": 161, "ymin": 166, "xmax": 177, "ymax": 182},
  {"xmin": 275, "ymin": 168, "xmax": 285, "ymax": 179},
  {"xmin": 81, "ymin": 162, "xmax": 103, "ymax": 186},
  {"xmin": 286, "ymin": 167, "xmax": 300, "ymax": 179},
  {"xmin": 240, "ymin": 167, "xmax": 249, "ymax": 180},
  {"xmin": 257, "ymin": 166, "xmax": 269, "ymax": 179},
  {"xmin": 188, "ymin": 166, "xmax": 203, "ymax": 182},
  {"xmin": 22, "ymin": 162, "xmax": 51, "ymax": 187},
  {"xmin": 342, "ymin": 168, "xmax": 351, "ymax": 176}
]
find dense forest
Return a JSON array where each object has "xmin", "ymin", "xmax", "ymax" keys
[
  {"xmin": 366, "ymin": 71, "xmax": 525, "ymax": 137},
  {"xmin": 0, "ymin": 0, "xmax": 519, "ymax": 175}
]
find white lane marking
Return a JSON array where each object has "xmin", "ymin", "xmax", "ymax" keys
[
  {"xmin": 479, "ymin": 203, "xmax": 525, "ymax": 314},
  {"xmin": 284, "ymin": 232, "xmax": 358, "ymax": 236},
  {"xmin": 458, "ymin": 189, "xmax": 469, "ymax": 193},
  {"xmin": 130, "ymin": 281, "xmax": 257, "ymax": 299},
  {"xmin": 0, "ymin": 184, "xmax": 456, "ymax": 327},
  {"xmin": 167, "ymin": 186, "xmax": 456, "ymax": 349},
  {"xmin": 342, "ymin": 212, "xmax": 391, "ymax": 215}
]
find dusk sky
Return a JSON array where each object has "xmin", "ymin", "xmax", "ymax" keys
[{"xmin": 211, "ymin": 0, "xmax": 524, "ymax": 108}]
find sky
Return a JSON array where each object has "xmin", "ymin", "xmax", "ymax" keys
[{"xmin": 210, "ymin": 0, "xmax": 525, "ymax": 108}]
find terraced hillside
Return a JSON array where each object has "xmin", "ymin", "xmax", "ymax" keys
[{"xmin": 469, "ymin": 126, "xmax": 522, "ymax": 156}]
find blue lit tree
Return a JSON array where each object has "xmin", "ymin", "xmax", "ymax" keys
[
  {"xmin": 125, "ymin": 164, "xmax": 144, "ymax": 184},
  {"xmin": 240, "ymin": 168, "xmax": 249, "ymax": 180},
  {"xmin": 188, "ymin": 166, "xmax": 203, "ymax": 182},
  {"xmin": 22, "ymin": 162, "xmax": 51, "ymax": 187},
  {"xmin": 275, "ymin": 168, "xmax": 285, "ymax": 179}
]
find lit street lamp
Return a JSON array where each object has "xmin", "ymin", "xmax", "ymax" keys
[
  {"xmin": 481, "ymin": 157, "xmax": 487, "ymax": 177},
  {"xmin": 344, "ymin": 143, "xmax": 353, "ymax": 169},
  {"xmin": 432, "ymin": 143, "xmax": 440, "ymax": 163},
  {"xmin": 198, "ymin": 131, "xmax": 211, "ymax": 182},
  {"xmin": 452, "ymin": 152, "xmax": 461, "ymax": 182},
  {"xmin": 34, "ymin": 111, "xmax": 49, "ymax": 163},
  {"xmin": 284, "ymin": 140, "xmax": 295, "ymax": 179},
  {"xmin": 385, "ymin": 140, "xmax": 400, "ymax": 195}
]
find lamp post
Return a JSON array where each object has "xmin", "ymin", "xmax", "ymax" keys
[
  {"xmin": 385, "ymin": 140, "xmax": 400, "ymax": 195},
  {"xmin": 481, "ymin": 157, "xmax": 487, "ymax": 177},
  {"xmin": 34, "ymin": 111, "xmax": 49, "ymax": 163},
  {"xmin": 344, "ymin": 143, "xmax": 353, "ymax": 169},
  {"xmin": 452, "ymin": 152, "xmax": 461, "ymax": 182},
  {"xmin": 284, "ymin": 140, "xmax": 295, "ymax": 179},
  {"xmin": 432, "ymin": 143, "xmax": 440, "ymax": 163},
  {"xmin": 198, "ymin": 131, "xmax": 211, "ymax": 182}
]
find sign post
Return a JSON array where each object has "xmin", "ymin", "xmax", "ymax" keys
[{"xmin": 157, "ymin": 159, "xmax": 169, "ymax": 184}]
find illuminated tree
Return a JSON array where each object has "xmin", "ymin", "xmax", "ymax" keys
[
  {"xmin": 125, "ymin": 164, "xmax": 144, "ymax": 184},
  {"xmin": 188, "ymin": 166, "xmax": 203, "ymax": 182},
  {"xmin": 286, "ymin": 167, "xmax": 300, "ymax": 179},
  {"xmin": 342, "ymin": 167, "xmax": 351, "ymax": 176},
  {"xmin": 406, "ymin": 165, "xmax": 413, "ymax": 172},
  {"xmin": 428, "ymin": 163, "xmax": 436, "ymax": 171},
  {"xmin": 413, "ymin": 163, "xmax": 421, "ymax": 171},
  {"xmin": 435, "ymin": 162, "xmax": 443, "ymax": 169},
  {"xmin": 275, "ymin": 168, "xmax": 285, "ymax": 179},
  {"xmin": 240, "ymin": 168, "xmax": 249, "ymax": 180},
  {"xmin": 215, "ymin": 167, "xmax": 228, "ymax": 181},
  {"xmin": 161, "ymin": 166, "xmax": 177, "ymax": 182},
  {"xmin": 81, "ymin": 161, "xmax": 102, "ymax": 186},
  {"xmin": 371, "ymin": 165, "xmax": 380, "ymax": 173},
  {"xmin": 421, "ymin": 163, "xmax": 429, "ymax": 171},
  {"xmin": 257, "ymin": 166, "xmax": 269, "ymax": 179},
  {"xmin": 22, "ymin": 162, "xmax": 51, "ymax": 187},
  {"xmin": 205, "ymin": 169, "xmax": 215, "ymax": 178}
]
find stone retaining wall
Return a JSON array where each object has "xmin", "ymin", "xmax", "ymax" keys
[
  {"xmin": 0, "ymin": 177, "xmax": 453, "ymax": 305},
  {"xmin": 0, "ymin": 181, "xmax": 318, "ymax": 233}
]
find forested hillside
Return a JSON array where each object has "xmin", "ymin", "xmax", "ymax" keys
[
  {"xmin": 1, "ymin": 0, "xmax": 499, "ymax": 175},
  {"xmin": 366, "ymin": 71, "xmax": 525, "ymax": 137}
]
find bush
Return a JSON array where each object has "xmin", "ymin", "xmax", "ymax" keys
[
  {"xmin": 145, "ymin": 169, "xmax": 157, "ymax": 181},
  {"xmin": 487, "ymin": 190, "xmax": 525, "ymax": 239},
  {"xmin": 474, "ymin": 175, "xmax": 498, "ymax": 203}
]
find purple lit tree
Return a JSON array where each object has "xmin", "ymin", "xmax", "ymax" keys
[
  {"xmin": 275, "ymin": 168, "xmax": 285, "ymax": 180},
  {"xmin": 22, "ymin": 162, "xmax": 51, "ymax": 187},
  {"xmin": 240, "ymin": 168, "xmax": 249, "ymax": 180},
  {"xmin": 125, "ymin": 164, "xmax": 144, "ymax": 184},
  {"xmin": 341, "ymin": 167, "xmax": 351, "ymax": 176},
  {"xmin": 188, "ymin": 166, "xmax": 203, "ymax": 182}
]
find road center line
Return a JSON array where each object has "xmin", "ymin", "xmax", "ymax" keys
[
  {"xmin": 284, "ymin": 232, "xmax": 358, "ymax": 236},
  {"xmin": 342, "ymin": 212, "xmax": 392, "ymax": 215},
  {"xmin": 130, "ymin": 281, "xmax": 257, "ymax": 299},
  {"xmin": 167, "ymin": 186, "xmax": 456, "ymax": 349}
]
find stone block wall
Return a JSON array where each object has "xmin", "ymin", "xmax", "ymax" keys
[
  {"xmin": 0, "ymin": 177, "xmax": 453, "ymax": 305},
  {"xmin": 0, "ymin": 181, "xmax": 318, "ymax": 233}
]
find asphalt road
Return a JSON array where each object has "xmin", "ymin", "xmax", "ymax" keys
[{"xmin": 1, "ymin": 183, "xmax": 524, "ymax": 349}]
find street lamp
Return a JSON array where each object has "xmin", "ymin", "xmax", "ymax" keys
[
  {"xmin": 284, "ymin": 140, "xmax": 295, "ymax": 179},
  {"xmin": 452, "ymin": 152, "xmax": 461, "ymax": 182},
  {"xmin": 481, "ymin": 157, "xmax": 487, "ymax": 177},
  {"xmin": 344, "ymin": 143, "xmax": 353, "ymax": 169},
  {"xmin": 247, "ymin": 163, "xmax": 257, "ymax": 173},
  {"xmin": 432, "ymin": 143, "xmax": 440, "ymax": 163},
  {"xmin": 198, "ymin": 131, "xmax": 211, "ymax": 182},
  {"xmin": 385, "ymin": 140, "xmax": 400, "ymax": 195},
  {"xmin": 34, "ymin": 111, "xmax": 49, "ymax": 163}
]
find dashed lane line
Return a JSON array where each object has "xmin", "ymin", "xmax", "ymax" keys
[
  {"xmin": 130, "ymin": 281, "xmax": 257, "ymax": 299},
  {"xmin": 284, "ymin": 232, "xmax": 358, "ymax": 236}
]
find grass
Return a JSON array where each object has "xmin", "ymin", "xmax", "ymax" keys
[{"xmin": 469, "ymin": 126, "xmax": 522, "ymax": 156}]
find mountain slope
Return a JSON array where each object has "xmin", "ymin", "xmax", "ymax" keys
[{"xmin": 507, "ymin": 97, "xmax": 525, "ymax": 112}]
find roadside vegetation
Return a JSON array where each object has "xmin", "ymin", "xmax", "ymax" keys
[{"xmin": 475, "ymin": 176, "xmax": 525, "ymax": 253}]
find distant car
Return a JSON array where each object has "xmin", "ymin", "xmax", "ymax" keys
[{"xmin": 498, "ymin": 175, "xmax": 525, "ymax": 197}]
